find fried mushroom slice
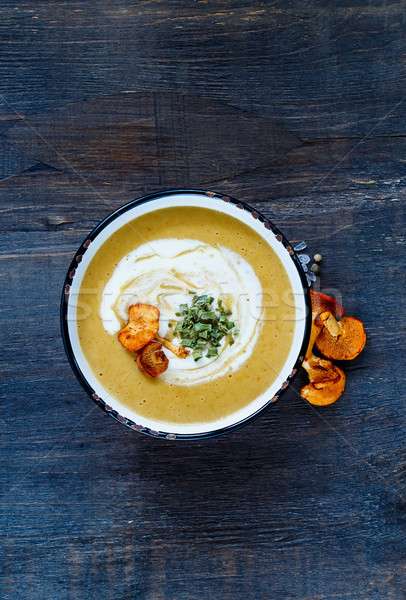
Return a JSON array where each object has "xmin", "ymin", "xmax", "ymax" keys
[
  {"xmin": 305, "ymin": 310, "xmax": 330, "ymax": 361},
  {"xmin": 118, "ymin": 303, "xmax": 160, "ymax": 352},
  {"xmin": 136, "ymin": 341, "xmax": 169, "ymax": 377},
  {"xmin": 301, "ymin": 306, "xmax": 346, "ymax": 406},
  {"xmin": 301, "ymin": 354, "xmax": 346, "ymax": 406},
  {"xmin": 155, "ymin": 333, "xmax": 189, "ymax": 359},
  {"xmin": 310, "ymin": 290, "xmax": 345, "ymax": 319},
  {"xmin": 315, "ymin": 314, "xmax": 366, "ymax": 360}
]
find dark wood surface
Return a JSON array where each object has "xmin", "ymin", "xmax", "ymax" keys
[{"xmin": 1, "ymin": 2, "xmax": 405, "ymax": 599}]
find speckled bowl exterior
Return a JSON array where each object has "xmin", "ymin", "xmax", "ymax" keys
[{"xmin": 61, "ymin": 189, "xmax": 312, "ymax": 440}]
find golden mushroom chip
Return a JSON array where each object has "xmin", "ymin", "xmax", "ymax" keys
[
  {"xmin": 301, "ymin": 354, "xmax": 346, "ymax": 406},
  {"xmin": 315, "ymin": 314, "xmax": 366, "ymax": 361},
  {"xmin": 135, "ymin": 341, "xmax": 169, "ymax": 378},
  {"xmin": 118, "ymin": 303, "xmax": 160, "ymax": 352}
]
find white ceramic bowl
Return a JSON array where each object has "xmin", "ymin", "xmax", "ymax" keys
[{"xmin": 61, "ymin": 190, "xmax": 311, "ymax": 439}]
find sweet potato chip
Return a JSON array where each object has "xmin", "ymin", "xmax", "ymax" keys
[{"xmin": 118, "ymin": 303, "xmax": 160, "ymax": 352}]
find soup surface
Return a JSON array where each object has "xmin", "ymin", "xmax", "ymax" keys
[{"xmin": 77, "ymin": 206, "xmax": 295, "ymax": 425}]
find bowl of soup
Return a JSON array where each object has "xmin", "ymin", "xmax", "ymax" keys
[{"xmin": 61, "ymin": 190, "xmax": 311, "ymax": 439}]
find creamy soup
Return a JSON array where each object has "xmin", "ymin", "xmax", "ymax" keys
[
  {"xmin": 101, "ymin": 238, "xmax": 263, "ymax": 385},
  {"xmin": 77, "ymin": 206, "xmax": 295, "ymax": 425}
]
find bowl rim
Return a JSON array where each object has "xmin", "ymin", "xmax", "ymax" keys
[{"xmin": 60, "ymin": 188, "xmax": 312, "ymax": 440}]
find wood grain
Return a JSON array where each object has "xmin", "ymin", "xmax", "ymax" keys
[
  {"xmin": 0, "ymin": 1, "xmax": 405, "ymax": 138},
  {"xmin": 1, "ymin": 2, "xmax": 405, "ymax": 599},
  {"xmin": 1, "ymin": 167, "xmax": 405, "ymax": 599},
  {"xmin": 0, "ymin": 138, "xmax": 37, "ymax": 179},
  {"xmin": 3, "ymin": 93, "xmax": 300, "ymax": 186}
]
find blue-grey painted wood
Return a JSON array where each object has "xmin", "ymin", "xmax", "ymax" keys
[{"xmin": 1, "ymin": 2, "xmax": 405, "ymax": 599}]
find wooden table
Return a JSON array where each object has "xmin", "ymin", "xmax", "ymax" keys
[{"xmin": 1, "ymin": 2, "xmax": 405, "ymax": 599}]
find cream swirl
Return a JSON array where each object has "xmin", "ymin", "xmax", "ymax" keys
[{"xmin": 100, "ymin": 239, "xmax": 263, "ymax": 385}]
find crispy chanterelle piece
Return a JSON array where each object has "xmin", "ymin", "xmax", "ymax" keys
[
  {"xmin": 315, "ymin": 314, "xmax": 366, "ymax": 361},
  {"xmin": 155, "ymin": 333, "xmax": 189, "ymax": 359},
  {"xmin": 310, "ymin": 290, "xmax": 344, "ymax": 319},
  {"xmin": 136, "ymin": 341, "xmax": 169, "ymax": 377},
  {"xmin": 118, "ymin": 302, "xmax": 189, "ymax": 378},
  {"xmin": 301, "ymin": 308, "xmax": 346, "ymax": 406},
  {"xmin": 310, "ymin": 290, "xmax": 365, "ymax": 360},
  {"xmin": 301, "ymin": 354, "xmax": 346, "ymax": 406},
  {"xmin": 118, "ymin": 303, "xmax": 160, "ymax": 352},
  {"xmin": 300, "ymin": 291, "xmax": 365, "ymax": 406}
]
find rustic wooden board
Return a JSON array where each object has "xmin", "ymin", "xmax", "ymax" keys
[
  {"xmin": 0, "ymin": 138, "xmax": 37, "ymax": 179},
  {"xmin": 0, "ymin": 1, "xmax": 405, "ymax": 139},
  {"xmin": 1, "ymin": 166, "xmax": 405, "ymax": 600},
  {"xmin": 1, "ymin": 1, "xmax": 405, "ymax": 599},
  {"xmin": 3, "ymin": 93, "xmax": 300, "ymax": 186}
]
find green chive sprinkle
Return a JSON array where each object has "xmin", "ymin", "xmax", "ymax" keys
[
  {"xmin": 192, "ymin": 349, "xmax": 203, "ymax": 361},
  {"xmin": 206, "ymin": 347, "xmax": 218, "ymax": 358},
  {"xmin": 174, "ymin": 294, "xmax": 238, "ymax": 361}
]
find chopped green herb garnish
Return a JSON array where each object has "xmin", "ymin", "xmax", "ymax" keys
[
  {"xmin": 194, "ymin": 322, "xmax": 212, "ymax": 332},
  {"xmin": 200, "ymin": 311, "xmax": 216, "ymax": 321},
  {"xmin": 192, "ymin": 349, "xmax": 203, "ymax": 361},
  {"xmin": 217, "ymin": 298, "xmax": 232, "ymax": 315},
  {"xmin": 173, "ymin": 294, "xmax": 238, "ymax": 361},
  {"xmin": 206, "ymin": 347, "xmax": 218, "ymax": 358}
]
